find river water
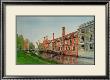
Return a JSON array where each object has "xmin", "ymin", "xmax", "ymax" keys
[{"xmin": 40, "ymin": 53, "xmax": 94, "ymax": 65}]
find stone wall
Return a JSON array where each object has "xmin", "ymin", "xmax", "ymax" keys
[{"xmin": 78, "ymin": 20, "xmax": 95, "ymax": 55}]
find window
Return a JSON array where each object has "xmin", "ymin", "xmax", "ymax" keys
[
  {"xmin": 90, "ymin": 35, "xmax": 92, "ymax": 42},
  {"xmin": 90, "ymin": 44, "xmax": 93, "ymax": 49},
  {"xmin": 70, "ymin": 39, "xmax": 72, "ymax": 45},
  {"xmin": 81, "ymin": 36, "xmax": 84, "ymax": 41},
  {"xmin": 73, "ymin": 46, "xmax": 75, "ymax": 51},
  {"xmin": 59, "ymin": 47, "xmax": 60, "ymax": 50},
  {"xmin": 68, "ymin": 46, "xmax": 70, "ymax": 50},
  {"xmin": 81, "ymin": 45, "xmax": 85, "ymax": 50},
  {"xmin": 60, "ymin": 47, "xmax": 62, "ymax": 50},
  {"xmin": 81, "ymin": 29, "xmax": 85, "ymax": 33},
  {"xmin": 80, "ymin": 36, "xmax": 84, "ymax": 43},
  {"xmin": 66, "ymin": 47, "xmax": 68, "ymax": 50}
]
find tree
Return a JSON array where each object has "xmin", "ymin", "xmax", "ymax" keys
[
  {"xmin": 29, "ymin": 42, "xmax": 35, "ymax": 50},
  {"xmin": 17, "ymin": 34, "xmax": 24, "ymax": 50}
]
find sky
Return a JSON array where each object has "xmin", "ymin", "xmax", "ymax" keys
[{"xmin": 16, "ymin": 16, "xmax": 94, "ymax": 44}]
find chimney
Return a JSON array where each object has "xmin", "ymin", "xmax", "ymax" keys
[
  {"xmin": 62, "ymin": 27, "xmax": 65, "ymax": 37},
  {"xmin": 62, "ymin": 27, "xmax": 65, "ymax": 52},
  {"xmin": 53, "ymin": 33, "xmax": 54, "ymax": 41},
  {"xmin": 52, "ymin": 33, "xmax": 54, "ymax": 50}
]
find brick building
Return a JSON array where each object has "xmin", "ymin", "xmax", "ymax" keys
[
  {"xmin": 42, "ymin": 27, "xmax": 78, "ymax": 56},
  {"xmin": 41, "ymin": 20, "xmax": 94, "ymax": 57}
]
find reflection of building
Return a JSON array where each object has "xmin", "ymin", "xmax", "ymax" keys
[
  {"xmin": 23, "ymin": 39, "xmax": 29, "ymax": 50},
  {"xmin": 41, "ymin": 20, "xmax": 94, "ymax": 56}
]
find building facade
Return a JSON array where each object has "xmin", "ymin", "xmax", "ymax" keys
[
  {"xmin": 41, "ymin": 20, "xmax": 94, "ymax": 56},
  {"xmin": 78, "ymin": 20, "xmax": 94, "ymax": 54}
]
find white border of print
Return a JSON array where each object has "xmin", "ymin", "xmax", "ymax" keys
[{"xmin": 5, "ymin": 5, "xmax": 105, "ymax": 76}]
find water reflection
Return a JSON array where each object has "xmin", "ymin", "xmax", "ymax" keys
[
  {"xmin": 39, "ymin": 52, "xmax": 94, "ymax": 65},
  {"xmin": 40, "ymin": 52, "xmax": 82, "ymax": 64}
]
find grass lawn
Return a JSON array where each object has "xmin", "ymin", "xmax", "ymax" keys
[{"xmin": 16, "ymin": 51, "xmax": 58, "ymax": 64}]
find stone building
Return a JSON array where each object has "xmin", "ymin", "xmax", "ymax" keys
[{"xmin": 77, "ymin": 20, "xmax": 94, "ymax": 54}]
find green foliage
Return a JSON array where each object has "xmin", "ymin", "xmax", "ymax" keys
[
  {"xmin": 17, "ymin": 34, "xmax": 24, "ymax": 50},
  {"xmin": 16, "ymin": 51, "xmax": 58, "ymax": 64},
  {"xmin": 17, "ymin": 34, "xmax": 35, "ymax": 50}
]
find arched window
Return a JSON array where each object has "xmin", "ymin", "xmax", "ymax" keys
[
  {"xmin": 81, "ymin": 45, "xmax": 85, "ymax": 50},
  {"xmin": 81, "ymin": 36, "xmax": 84, "ymax": 43},
  {"xmin": 70, "ymin": 39, "xmax": 72, "ymax": 45},
  {"xmin": 73, "ymin": 46, "xmax": 75, "ymax": 51},
  {"xmin": 90, "ymin": 35, "xmax": 92, "ymax": 42},
  {"xmin": 90, "ymin": 44, "xmax": 93, "ymax": 49},
  {"xmin": 81, "ymin": 29, "xmax": 85, "ymax": 33}
]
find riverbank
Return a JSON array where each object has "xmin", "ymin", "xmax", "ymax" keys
[{"xmin": 16, "ymin": 51, "xmax": 58, "ymax": 64}]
